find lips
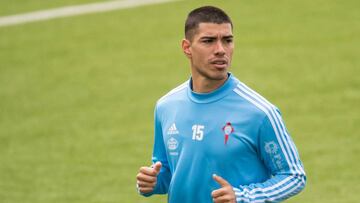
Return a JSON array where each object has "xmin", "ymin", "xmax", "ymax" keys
[{"xmin": 210, "ymin": 59, "xmax": 228, "ymax": 68}]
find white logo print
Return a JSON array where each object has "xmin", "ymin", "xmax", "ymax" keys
[
  {"xmin": 265, "ymin": 141, "xmax": 279, "ymax": 154},
  {"xmin": 167, "ymin": 123, "xmax": 179, "ymax": 135},
  {"xmin": 265, "ymin": 141, "xmax": 283, "ymax": 170},
  {"xmin": 167, "ymin": 137, "xmax": 178, "ymax": 150}
]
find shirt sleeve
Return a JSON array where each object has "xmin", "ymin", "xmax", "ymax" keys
[
  {"xmin": 233, "ymin": 108, "xmax": 306, "ymax": 203},
  {"xmin": 139, "ymin": 105, "xmax": 172, "ymax": 197}
]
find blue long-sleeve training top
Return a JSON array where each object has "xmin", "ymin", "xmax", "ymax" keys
[{"xmin": 141, "ymin": 73, "xmax": 306, "ymax": 202}]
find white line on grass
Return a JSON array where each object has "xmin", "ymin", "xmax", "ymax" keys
[{"xmin": 0, "ymin": 0, "xmax": 178, "ymax": 27}]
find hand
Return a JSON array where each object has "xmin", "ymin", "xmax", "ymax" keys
[
  {"xmin": 136, "ymin": 162, "xmax": 162, "ymax": 194},
  {"xmin": 211, "ymin": 174, "xmax": 236, "ymax": 203}
]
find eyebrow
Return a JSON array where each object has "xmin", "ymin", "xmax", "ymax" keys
[
  {"xmin": 200, "ymin": 35, "xmax": 233, "ymax": 40},
  {"xmin": 223, "ymin": 35, "xmax": 234, "ymax": 39}
]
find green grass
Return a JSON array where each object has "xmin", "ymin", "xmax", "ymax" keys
[
  {"xmin": 0, "ymin": 0, "xmax": 359, "ymax": 202},
  {"xmin": 0, "ymin": 0, "xmax": 113, "ymax": 16}
]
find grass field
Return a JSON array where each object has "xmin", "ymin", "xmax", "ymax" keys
[
  {"xmin": 0, "ymin": 0, "xmax": 359, "ymax": 202},
  {"xmin": 0, "ymin": 0, "xmax": 104, "ymax": 16}
]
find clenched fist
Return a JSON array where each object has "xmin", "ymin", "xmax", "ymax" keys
[{"xmin": 136, "ymin": 161, "xmax": 162, "ymax": 194}]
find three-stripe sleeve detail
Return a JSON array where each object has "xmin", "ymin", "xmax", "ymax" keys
[{"xmin": 233, "ymin": 83, "xmax": 305, "ymax": 202}]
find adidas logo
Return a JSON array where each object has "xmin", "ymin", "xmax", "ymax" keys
[{"xmin": 167, "ymin": 123, "xmax": 179, "ymax": 135}]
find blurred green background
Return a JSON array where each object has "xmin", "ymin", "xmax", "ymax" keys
[{"xmin": 0, "ymin": 0, "xmax": 359, "ymax": 202}]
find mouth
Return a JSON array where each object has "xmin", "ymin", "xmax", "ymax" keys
[{"xmin": 210, "ymin": 59, "xmax": 228, "ymax": 69}]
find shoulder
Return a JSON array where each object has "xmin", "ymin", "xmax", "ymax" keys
[
  {"xmin": 231, "ymin": 80, "xmax": 280, "ymax": 119},
  {"xmin": 156, "ymin": 80, "xmax": 189, "ymax": 109}
]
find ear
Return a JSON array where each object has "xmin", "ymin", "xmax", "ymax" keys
[{"xmin": 182, "ymin": 39, "xmax": 192, "ymax": 58}]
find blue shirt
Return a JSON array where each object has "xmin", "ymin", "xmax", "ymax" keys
[{"xmin": 141, "ymin": 73, "xmax": 306, "ymax": 202}]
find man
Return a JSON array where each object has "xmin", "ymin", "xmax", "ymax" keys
[{"xmin": 136, "ymin": 6, "xmax": 306, "ymax": 203}]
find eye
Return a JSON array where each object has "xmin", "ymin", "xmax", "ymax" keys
[
  {"xmin": 202, "ymin": 39, "xmax": 214, "ymax": 44},
  {"xmin": 225, "ymin": 38, "xmax": 233, "ymax": 43}
]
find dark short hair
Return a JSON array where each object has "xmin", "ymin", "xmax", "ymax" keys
[{"xmin": 185, "ymin": 6, "xmax": 233, "ymax": 41}]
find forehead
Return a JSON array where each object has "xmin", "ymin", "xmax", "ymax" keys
[{"xmin": 194, "ymin": 23, "xmax": 233, "ymax": 38}]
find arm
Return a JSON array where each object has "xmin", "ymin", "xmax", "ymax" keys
[
  {"xmin": 138, "ymin": 105, "xmax": 172, "ymax": 196},
  {"xmin": 233, "ymin": 108, "xmax": 306, "ymax": 203}
]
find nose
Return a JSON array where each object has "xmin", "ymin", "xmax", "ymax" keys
[{"xmin": 214, "ymin": 41, "xmax": 225, "ymax": 56}]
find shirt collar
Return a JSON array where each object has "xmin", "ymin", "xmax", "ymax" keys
[{"xmin": 187, "ymin": 73, "xmax": 237, "ymax": 103}]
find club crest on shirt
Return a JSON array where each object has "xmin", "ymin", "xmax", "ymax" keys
[{"xmin": 222, "ymin": 122, "xmax": 234, "ymax": 144}]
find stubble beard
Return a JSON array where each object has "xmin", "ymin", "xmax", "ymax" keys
[{"xmin": 197, "ymin": 64, "xmax": 229, "ymax": 81}]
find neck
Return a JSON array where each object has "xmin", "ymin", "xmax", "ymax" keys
[{"xmin": 191, "ymin": 74, "xmax": 228, "ymax": 93}]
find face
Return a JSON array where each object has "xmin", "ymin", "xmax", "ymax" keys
[{"xmin": 182, "ymin": 23, "xmax": 234, "ymax": 82}]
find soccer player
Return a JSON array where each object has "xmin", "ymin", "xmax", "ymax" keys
[{"xmin": 136, "ymin": 6, "xmax": 306, "ymax": 203}]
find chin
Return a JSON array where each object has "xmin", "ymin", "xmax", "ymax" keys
[
  {"xmin": 209, "ymin": 71, "xmax": 228, "ymax": 81},
  {"xmin": 196, "ymin": 66, "xmax": 228, "ymax": 81}
]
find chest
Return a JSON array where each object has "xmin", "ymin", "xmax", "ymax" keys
[{"xmin": 161, "ymin": 102, "xmax": 261, "ymax": 161}]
